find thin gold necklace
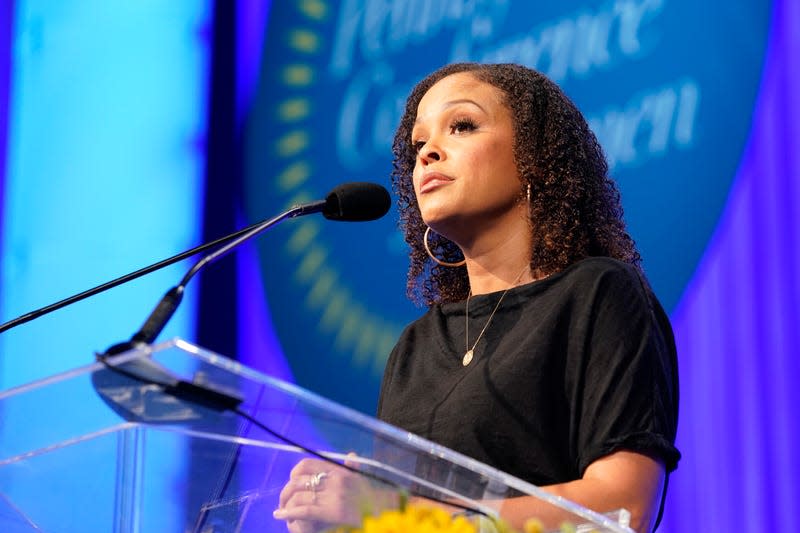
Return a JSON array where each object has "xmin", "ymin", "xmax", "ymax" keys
[{"xmin": 463, "ymin": 265, "xmax": 529, "ymax": 366}]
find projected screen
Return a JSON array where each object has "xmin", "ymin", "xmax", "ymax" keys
[{"xmin": 244, "ymin": 0, "xmax": 770, "ymax": 412}]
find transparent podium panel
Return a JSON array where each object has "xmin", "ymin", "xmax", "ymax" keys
[{"xmin": 0, "ymin": 339, "xmax": 632, "ymax": 532}]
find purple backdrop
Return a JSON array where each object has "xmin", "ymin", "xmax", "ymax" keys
[{"xmin": 662, "ymin": 0, "xmax": 799, "ymax": 529}]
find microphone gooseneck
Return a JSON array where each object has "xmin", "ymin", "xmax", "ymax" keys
[{"xmin": 102, "ymin": 182, "xmax": 390, "ymax": 356}]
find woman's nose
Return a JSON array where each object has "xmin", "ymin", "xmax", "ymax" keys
[{"xmin": 419, "ymin": 141, "xmax": 442, "ymax": 164}]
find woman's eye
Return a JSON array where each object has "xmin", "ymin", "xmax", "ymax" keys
[
  {"xmin": 412, "ymin": 140, "xmax": 426, "ymax": 153},
  {"xmin": 450, "ymin": 118, "xmax": 477, "ymax": 134}
]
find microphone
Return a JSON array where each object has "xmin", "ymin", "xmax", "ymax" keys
[
  {"xmin": 322, "ymin": 182, "xmax": 391, "ymax": 221},
  {"xmin": 101, "ymin": 182, "xmax": 390, "ymax": 356}
]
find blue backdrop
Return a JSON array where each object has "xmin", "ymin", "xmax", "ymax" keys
[{"xmin": 1, "ymin": 0, "xmax": 798, "ymax": 530}]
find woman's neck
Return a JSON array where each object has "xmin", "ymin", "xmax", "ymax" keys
[{"xmin": 460, "ymin": 217, "xmax": 535, "ymax": 295}]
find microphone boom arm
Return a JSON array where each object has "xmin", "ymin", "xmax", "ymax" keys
[{"xmin": 0, "ymin": 203, "xmax": 320, "ymax": 335}]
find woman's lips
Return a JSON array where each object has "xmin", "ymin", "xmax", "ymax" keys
[{"xmin": 419, "ymin": 172, "xmax": 454, "ymax": 193}]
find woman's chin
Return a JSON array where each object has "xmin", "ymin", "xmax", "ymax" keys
[{"xmin": 422, "ymin": 213, "xmax": 458, "ymax": 233}]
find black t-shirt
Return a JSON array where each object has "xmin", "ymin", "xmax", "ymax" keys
[{"xmin": 377, "ymin": 257, "xmax": 680, "ymax": 487}]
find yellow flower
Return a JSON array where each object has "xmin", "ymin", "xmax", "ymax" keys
[
  {"xmin": 331, "ymin": 503, "xmax": 578, "ymax": 533},
  {"xmin": 343, "ymin": 504, "xmax": 478, "ymax": 533},
  {"xmin": 523, "ymin": 518, "xmax": 545, "ymax": 533}
]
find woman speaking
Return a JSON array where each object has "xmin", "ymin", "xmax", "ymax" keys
[{"xmin": 274, "ymin": 63, "xmax": 680, "ymax": 533}]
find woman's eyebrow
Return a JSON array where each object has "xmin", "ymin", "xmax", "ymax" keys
[{"xmin": 414, "ymin": 99, "xmax": 488, "ymax": 124}]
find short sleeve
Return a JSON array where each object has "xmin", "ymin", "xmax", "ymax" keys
[{"xmin": 575, "ymin": 265, "xmax": 680, "ymax": 474}]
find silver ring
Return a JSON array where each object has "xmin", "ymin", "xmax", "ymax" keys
[{"xmin": 306, "ymin": 471, "xmax": 328, "ymax": 493}]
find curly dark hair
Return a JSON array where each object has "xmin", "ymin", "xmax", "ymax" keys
[{"xmin": 392, "ymin": 63, "xmax": 641, "ymax": 306}]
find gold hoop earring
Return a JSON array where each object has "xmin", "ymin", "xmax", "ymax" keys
[{"xmin": 424, "ymin": 226, "xmax": 466, "ymax": 267}]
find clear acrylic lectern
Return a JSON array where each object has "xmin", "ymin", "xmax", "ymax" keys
[{"xmin": 0, "ymin": 339, "xmax": 632, "ymax": 532}]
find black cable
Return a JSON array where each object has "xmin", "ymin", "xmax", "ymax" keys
[{"xmin": 230, "ymin": 405, "xmax": 489, "ymax": 517}]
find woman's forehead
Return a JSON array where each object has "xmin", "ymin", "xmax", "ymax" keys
[
  {"xmin": 415, "ymin": 73, "xmax": 507, "ymax": 119},
  {"xmin": 421, "ymin": 73, "xmax": 498, "ymax": 102}
]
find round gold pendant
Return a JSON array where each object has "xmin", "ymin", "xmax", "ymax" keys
[{"xmin": 462, "ymin": 349, "xmax": 474, "ymax": 366}]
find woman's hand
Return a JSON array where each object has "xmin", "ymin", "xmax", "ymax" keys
[{"xmin": 273, "ymin": 457, "xmax": 387, "ymax": 533}]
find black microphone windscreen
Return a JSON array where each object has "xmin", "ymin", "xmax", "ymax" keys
[{"xmin": 323, "ymin": 182, "xmax": 391, "ymax": 221}]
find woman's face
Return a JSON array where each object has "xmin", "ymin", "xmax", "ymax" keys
[{"xmin": 411, "ymin": 72, "xmax": 522, "ymax": 243}]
